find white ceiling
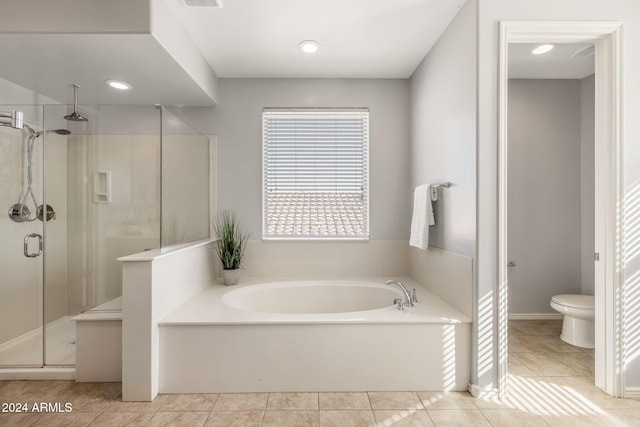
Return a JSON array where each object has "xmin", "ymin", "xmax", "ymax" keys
[
  {"xmin": 0, "ymin": 3, "xmax": 597, "ymax": 107},
  {"xmin": 0, "ymin": 34, "xmax": 218, "ymax": 106},
  {"xmin": 508, "ymin": 43, "xmax": 595, "ymax": 79},
  {"xmin": 164, "ymin": 0, "xmax": 466, "ymax": 78},
  {"xmin": 0, "ymin": 0, "xmax": 465, "ymax": 105}
]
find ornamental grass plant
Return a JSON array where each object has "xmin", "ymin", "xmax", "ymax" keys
[{"xmin": 212, "ymin": 210, "xmax": 248, "ymax": 270}]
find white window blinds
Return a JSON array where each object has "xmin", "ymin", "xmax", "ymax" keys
[{"xmin": 263, "ymin": 108, "xmax": 369, "ymax": 240}]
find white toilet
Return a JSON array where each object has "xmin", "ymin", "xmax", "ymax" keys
[{"xmin": 550, "ymin": 294, "xmax": 595, "ymax": 349}]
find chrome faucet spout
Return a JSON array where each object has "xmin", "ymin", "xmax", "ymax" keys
[{"xmin": 385, "ymin": 279, "xmax": 414, "ymax": 307}]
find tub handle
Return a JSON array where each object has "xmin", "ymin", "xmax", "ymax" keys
[
  {"xmin": 393, "ymin": 298, "xmax": 404, "ymax": 311},
  {"xmin": 412, "ymin": 288, "xmax": 418, "ymax": 303}
]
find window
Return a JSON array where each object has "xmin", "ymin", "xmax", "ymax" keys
[{"xmin": 262, "ymin": 108, "xmax": 369, "ymax": 240}]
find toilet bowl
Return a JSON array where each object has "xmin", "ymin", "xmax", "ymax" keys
[{"xmin": 550, "ymin": 294, "xmax": 595, "ymax": 349}]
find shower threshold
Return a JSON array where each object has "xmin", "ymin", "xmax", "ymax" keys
[{"xmin": 0, "ymin": 367, "xmax": 75, "ymax": 380}]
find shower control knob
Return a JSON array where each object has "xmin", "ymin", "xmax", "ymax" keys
[
  {"xmin": 8, "ymin": 203, "xmax": 31, "ymax": 223},
  {"xmin": 37, "ymin": 204, "xmax": 56, "ymax": 222}
]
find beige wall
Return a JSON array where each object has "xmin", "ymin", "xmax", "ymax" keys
[
  {"xmin": 409, "ymin": 0, "xmax": 477, "ymax": 257},
  {"xmin": 507, "ymin": 79, "xmax": 584, "ymax": 314},
  {"xmin": 580, "ymin": 74, "xmax": 595, "ymax": 296},
  {"xmin": 200, "ymin": 78, "xmax": 411, "ymax": 277},
  {"xmin": 408, "ymin": 0, "xmax": 476, "ymax": 315}
]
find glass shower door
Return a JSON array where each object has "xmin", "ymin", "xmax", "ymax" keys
[
  {"xmin": 43, "ymin": 104, "xmax": 76, "ymax": 366},
  {"xmin": 0, "ymin": 105, "xmax": 44, "ymax": 367}
]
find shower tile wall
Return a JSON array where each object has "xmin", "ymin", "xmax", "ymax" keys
[
  {"xmin": 0, "ymin": 127, "xmax": 39, "ymax": 345},
  {"xmin": 160, "ymin": 134, "xmax": 210, "ymax": 247},
  {"xmin": 66, "ymin": 134, "xmax": 160, "ymax": 315},
  {"xmin": 44, "ymin": 133, "xmax": 69, "ymax": 323},
  {"xmin": 0, "ymin": 127, "xmax": 68, "ymax": 344}
]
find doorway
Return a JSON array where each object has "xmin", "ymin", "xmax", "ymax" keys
[
  {"xmin": 506, "ymin": 43, "xmax": 595, "ymax": 318},
  {"xmin": 498, "ymin": 22, "xmax": 624, "ymax": 397}
]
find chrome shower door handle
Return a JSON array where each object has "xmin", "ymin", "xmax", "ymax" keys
[{"xmin": 24, "ymin": 233, "xmax": 43, "ymax": 258}]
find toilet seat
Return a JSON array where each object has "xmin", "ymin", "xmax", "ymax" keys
[{"xmin": 551, "ymin": 294, "xmax": 594, "ymax": 310}]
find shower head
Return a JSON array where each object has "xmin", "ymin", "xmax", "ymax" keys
[
  {"xmin": 63, "ymin": 84, "xmax": 88, "ymax": 122},
  {"xmin": 37, "ymin": 129, "xmax": 71, "ymax": 136},
  {"xmin": 64, "ymin": 111, "xmax": 88, "ymax": 122},
  {"xmin": 23, "ymin": 124, "xmax": 71, "ymax": 137}
]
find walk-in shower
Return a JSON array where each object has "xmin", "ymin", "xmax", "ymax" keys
[{"xmin": 0, "ymin": 104, "xmax": 210, "ymax": 373}]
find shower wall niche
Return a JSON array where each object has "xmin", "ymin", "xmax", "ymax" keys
[{"xmin": 0, "ymin": 104, "xmax": 211, "ymax": 368}]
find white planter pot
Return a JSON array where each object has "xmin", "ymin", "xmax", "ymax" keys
[{"xmin": 222, "ymin": 269, "xmax": 240, "ymax": 286}]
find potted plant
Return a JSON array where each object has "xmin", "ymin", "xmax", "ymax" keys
[{"xmin": 212, "ymin": 210, "xmax": 249, "ymax": 285}]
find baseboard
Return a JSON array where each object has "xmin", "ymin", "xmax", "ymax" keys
[
  {"xmin": 468, "ymin": 383, "xmax": 499, "ymax": 398},
  {"xmin": 625, "ymin": 387, "xmax": 640, "ymax": 398},
  {"xmin": 508, "ymin": 313, "xmax": 563, "ymax": 320}
]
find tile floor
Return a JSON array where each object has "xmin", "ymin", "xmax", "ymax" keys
[{"xmin": 1, "ymin": 320, "xmax": 639, "ymax": 426}]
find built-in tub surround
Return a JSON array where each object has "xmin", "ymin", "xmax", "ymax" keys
[
  {"xmin": 409, "ymin": 247, "xmax": 473, "ymax": 318},
  {"xmin": 241, "ymin": 240, "xmax": 409, "ymax": 278},
  {"xmin": 159, "ymin": 278, "xmax": 471, "ymax": 393},
  {"xmin": 121, "ymin": 241, "xmax": 216, "ymax": 401}
]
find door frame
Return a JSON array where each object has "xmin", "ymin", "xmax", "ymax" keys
[{"xmin": 498, "ymin": 21, "xmax": 624, "ymax": 396}]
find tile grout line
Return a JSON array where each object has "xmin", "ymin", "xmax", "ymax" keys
[{"xmin": 260, "ymin": 392, "xmax": 268, "ymax": 426}]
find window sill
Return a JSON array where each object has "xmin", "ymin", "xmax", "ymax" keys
[{"xmin": 261, "ymin": 237, "xmax": 370, "ymax": 243}]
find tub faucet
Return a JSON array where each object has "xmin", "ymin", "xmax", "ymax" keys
[{"xmin": 385, "ymin": 280, "xmax": 414, "ymax": 307}]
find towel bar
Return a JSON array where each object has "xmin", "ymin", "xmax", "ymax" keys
[
  {"xmin": 412, "ymin": 181, "xmax": 452, "ymax": 192},
  {"xmin": 431, "ymin": 182, "xmax": 452, "ymax": 189}
]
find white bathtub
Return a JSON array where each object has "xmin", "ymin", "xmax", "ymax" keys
[
  {"xmin": 223, "ymin": 281, "xmax": 405, "ymax": 314},
  {"xmin": 159, "ymin": 278, "xmax": 471, "ymax": 393}
]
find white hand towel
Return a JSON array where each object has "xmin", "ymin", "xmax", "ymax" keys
[{"xmin": 409, "ymin": 184, "xmax": 435, "ymax": 250}]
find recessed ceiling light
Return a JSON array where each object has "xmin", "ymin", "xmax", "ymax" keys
[
  {"xmin": 105, "ymin": 79, "xmax": 132, "ymax": 90},
  {"xmin": 299, "ymin": 40, "xmax": 320, "ymax": 54},
  {"xmin": 531, "ymin": 44, "xmax": 554, "ymax": 55}
]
